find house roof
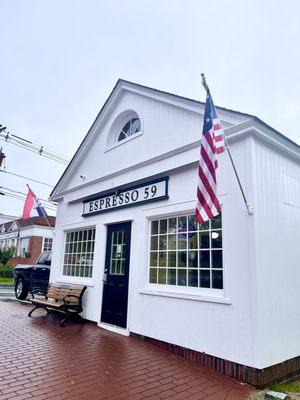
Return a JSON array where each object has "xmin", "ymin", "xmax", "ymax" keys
[
  {"xmin": 50, "ymin": 79, "xmax": 300, "ymax": 199},
  {"xmin": 0, "ymin": 216, "xmax": 56, "ymax": 232},
  {"xmin": 0, "ymin": 213, "xmax": 18, "ymax": 218}
]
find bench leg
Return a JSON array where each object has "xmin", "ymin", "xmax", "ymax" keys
[
  {"xmin": 76, "ymin": 314, "xmax": 85, "ymax": 324},
  {"xmin": 59, "ymin": 315, "xmax": 70, "ymax": 327},
  {"xmin": 28, "ymin": 306, "xmax": 49, "ymax": 317}
]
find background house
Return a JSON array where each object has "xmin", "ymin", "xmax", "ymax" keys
[
  {"xmin": 0, "ymin": 216, "xmax": 55, "ymax": 265},
  {"xmin": 0, "ymin": 213, "xmax": 18, "ymax": 224}
]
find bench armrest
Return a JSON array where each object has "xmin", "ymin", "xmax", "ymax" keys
[
  {"xmin": 31, "ymin": 288, "xmax": 47, "ymax": 299},
  {"xmin": 63, "ymin": 294, "xmax": 80, "ymax": 305}
]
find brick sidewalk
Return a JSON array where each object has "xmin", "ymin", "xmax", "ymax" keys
[{"xmin": 0, "ymin": 300, "xmax": 254, "ymax": 400}]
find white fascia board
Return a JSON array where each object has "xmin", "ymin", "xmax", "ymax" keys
[
  {"xmin": 51, "ymin": 81, "xmax": 300, "ymax": 201},
  {"xmin": 50, "ymin": 121, "xmax": 254, "ymax": 202},
  {"xmin": 120, "ymin": 81, "xmax": 246, "ymax": 125},
  {"xmin": 20, "ymin": 225, "xmax": 53, "ymax": 236},
  {"xmin": 0, "ymin": 225, "xmax": 55, "ymax": 239},
  {"xmin": 51, "ymin": 118, "xmax": 300, "ymax": 203},
  {"xmin": 250, "ymin": 120, "xmax": 300, "ymax": 162},
  {"xmin": 50, "ymin": 86, "xmax": 123, "ymax": 198},
  {"xmin": 0, "ymin": 232, "xmax": 19, "ymax": 239},
  {"xmin": 215, "ymin": 117, "xmax": 300, "ymax": 161},
  {"xmin": 50, "ymin": 82, "xmax": 247, "ymax": 200}
]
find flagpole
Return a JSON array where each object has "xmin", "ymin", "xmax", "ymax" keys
[
  {"xmin": 26, "ymin": 184, "xmax": 55, "ymax": 235},
  {"xmin": 201, "ymin": 74, "xmax": 253, "ymax": 215}
]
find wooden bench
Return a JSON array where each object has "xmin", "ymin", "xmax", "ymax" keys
[{"xmin": 28, "ymin": 283, "xmax": 87, "ymax": 327}]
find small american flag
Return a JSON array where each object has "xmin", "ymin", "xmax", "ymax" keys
[{"xmin": 195, "ymin": 92, "xmax": 225, "ymax": 224}]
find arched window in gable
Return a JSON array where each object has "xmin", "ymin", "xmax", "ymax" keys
[{"xmin": 118, "ymin": 117, "xmax": 141, "ymax": 142}]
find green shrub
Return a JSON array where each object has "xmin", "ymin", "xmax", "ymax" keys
[
  {"xmin": 0, "ymin": 247, "xmax": 16, "ymax": 265},
  {"xmin": 0, "ymin": 264, "xmax": 15, "ymax": 278}
]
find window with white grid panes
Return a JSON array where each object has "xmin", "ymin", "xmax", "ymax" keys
[
  {"xmin": 43, "ymin": 237, "xmax": 53, "ymax": 252},
  {"xmin": 63, "ymin": 228, "xmax": 95, "ymax": 278},
  {"xmin": 149, "ymin": 213, "xmax": 223, "ymax": 289}
]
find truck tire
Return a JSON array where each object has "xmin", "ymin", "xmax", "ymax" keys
[{"xmin": 15, "ymin": 278, "xmax": 28, "ymax": 300}]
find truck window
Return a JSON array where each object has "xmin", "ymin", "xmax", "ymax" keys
[{"xmin": 37, "ymin": 252, "xmax": 51, "ymax": 265}]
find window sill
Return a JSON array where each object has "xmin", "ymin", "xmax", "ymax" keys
[
  {"xmin": 139, "ymin": 288, "xmax": 231, "ymax": 304},
  {"xmin": 104, "ymin": 131, "xmax": 143, "ymax": 153},
  {"xmin": 56, "ymin": 277, "xmax": 95, "ymax": 287}
]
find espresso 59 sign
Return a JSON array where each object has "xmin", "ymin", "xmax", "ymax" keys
[{"xmin": 82, "ymin": 177, "xmax": 169, "ymax": 217}]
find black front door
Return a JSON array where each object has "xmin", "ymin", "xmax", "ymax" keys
[{"xmin": 101, "ymin": 222, "xmax": 131, "ymax": 328}]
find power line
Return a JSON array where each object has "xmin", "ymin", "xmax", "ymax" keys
[
  {"xmin": 0, "ymin": 168, "xmax": 54, "ymax": 188},
  {"xmin": 0, "ymin": 124, "xmax": 70, "ymax": 165},
  {"xmin": 0, "ymin": 192, "xmax": 56, "ymax": 212},
  {"xmin": 0, "ymin": 186, "xmax": 57, "ymax": 208}
]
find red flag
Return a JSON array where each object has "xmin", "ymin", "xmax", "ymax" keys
[{"xmin": 23, "ymin": 187, "xmax": 47, "ymax": 220}]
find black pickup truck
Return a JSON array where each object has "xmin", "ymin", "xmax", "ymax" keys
[{"xmin": 13, "ymin": 251, "xmax": 52, "ymax": 300}]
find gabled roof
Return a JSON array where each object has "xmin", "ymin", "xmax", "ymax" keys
[
  {"xmin": 8, "ymin": 221, "xmax": 19, "ymax": 232},
  {"xmin": 0, "ymin": 216, "xmax": 56, "ymax": 233},
  {"xmin": 50, "ymin": 79, "xmax": 300, "ymax": 199},
  {"xmin": 0, "ymin": 213, "xmax": 18, "ymax": 218}
]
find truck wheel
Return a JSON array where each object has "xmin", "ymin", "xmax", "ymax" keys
[{"xmin": 15, "ymin": 278, "xmax": 28, "ymax": 300}]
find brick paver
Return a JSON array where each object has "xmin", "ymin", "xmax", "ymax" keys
[{"xmin": 0, "ymin": 300, "xmax": 254, "ymax": 400}]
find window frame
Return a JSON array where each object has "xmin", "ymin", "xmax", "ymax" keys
[
  {"xmin": 17, "ymin": 237, "xmax": 30, "ymax": 258},
  {"xmin": 117, "ymin": 117, "xmax": 141, "ymax": 142},
  {"xmin": 42, "ymin": 237, "xmax": 53, "ymax": 252},
  {"xmin": 105, "ymin": 110, "xmax": 144, "ymax": 152},
  {"xmin": 144, "ymin": 210, "xmax": 226, "ymax": 301},
  {"xmin": 6, "ymin": 237, "xmax": 18, "ymax": 256},
  {"xmin": 62, "ymin": 227, "xmax": 96, "ymax": 280}
]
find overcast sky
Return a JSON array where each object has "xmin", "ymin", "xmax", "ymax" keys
[{"xmin": 1, "ymin": 0, "xmax": 300, "ymax": 216}]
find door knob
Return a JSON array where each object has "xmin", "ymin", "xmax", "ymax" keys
[{"xmin": 103, "ymin": 268, "xmax": 108, "ymax": 283}]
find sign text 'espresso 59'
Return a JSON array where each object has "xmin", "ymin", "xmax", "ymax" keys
[{"xmin": 82, "ymin": 177, "xmax": 169, "ymax": 216}]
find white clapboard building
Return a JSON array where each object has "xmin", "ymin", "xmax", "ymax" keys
[{"xmin": 50, "ymin": 80, "xmax": 300, "ymax": 386}]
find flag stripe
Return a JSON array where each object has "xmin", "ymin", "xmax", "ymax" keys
[
  {"xmin": 214, "ymin": 135, "xmax": 223, "ymax": 142},
  {"xmin": 199, "ymin": 159, "xmax": 218, "ymax": 195},
  {"xmin": 195, "ymin": 93, "xmax": 225, "ymax": 225},
  {"xmin": 200, "ymin": 145, "xmax": 217, "ymax": 183},
  {"xmin": 196, "ymin": 188, "xmax": 214, "ymax": 219},
  {"xmin": 197, "ymin": 166, "xmax": 220, "ymax": 212}
]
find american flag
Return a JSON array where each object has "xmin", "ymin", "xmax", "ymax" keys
[{"xmin": 195, "ymin": 93, "xmax": 225, "ymax": 224}]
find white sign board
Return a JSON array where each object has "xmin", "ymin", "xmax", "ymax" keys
[{"xmin": 82, "ymin": 177, "xmax": 169, "ymax": 217}]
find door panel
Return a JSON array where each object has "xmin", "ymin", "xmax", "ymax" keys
[
  {"xmin": 31, "ymin": 252, "xmax": 51, "ymax": 290},
  {"xmin": 101, "ymin": 222, "xmax": 131, "ymax": 328},
  {"xmin": 31, "ymin": 266, "xmax": 50, "ymax": 289}
]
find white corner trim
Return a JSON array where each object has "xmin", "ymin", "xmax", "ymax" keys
[
  {"xmin": 139, "ymin": 288, "xmax": 231, "ymax": 304},
  {"xmin": 98, "ymin": 322, "xmax": 130, "ymax": 336}
]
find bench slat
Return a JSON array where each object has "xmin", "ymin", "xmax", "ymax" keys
[
  {"xmin": 31, "ymin": 299, "xmax": 64, "ymax": 308},
  {"xmin": 46, "ymin": 295, "xmax": 79, "ymax": 303},
  {"xmin": 49, "ymin": 283, "xmax": 86, "ymax": 291},
  {"xmin": 28, "ymin": 282, "xmax": 87, "ymax": 326},
  {"xmin": 45, "ymin": 283, "xmax": 86, "ymax": 303}
]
